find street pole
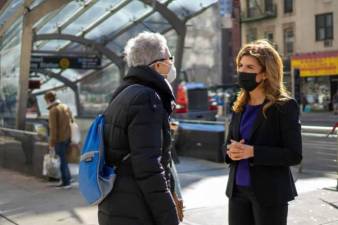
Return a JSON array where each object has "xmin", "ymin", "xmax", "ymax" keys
[
  {"xmin": 16, "ymin": 6, "xmax": 33, "ymax": 130},
  {"xmin": 219, "ymin": 0, "xmax": 233, "ymax": 141},
  {"xmin": 336, "ymin": 129, "xmax": 338, "ymax": 190}
]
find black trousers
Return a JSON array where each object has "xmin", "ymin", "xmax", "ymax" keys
[{"xmin": 229, "ymin": 186, "xmax": 288, "ymax": 225}]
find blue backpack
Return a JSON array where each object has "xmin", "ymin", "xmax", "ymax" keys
[
  {"xmin": 78, "ymin": 84, "xmax": 134, "ymax": 204},
  {"xmin": 79, "ymin": 115, "xmax": 130, "ymax": 205},
  {"xmin": 78, "ymin": 115, "xmax": 110, "ymax": 205}
]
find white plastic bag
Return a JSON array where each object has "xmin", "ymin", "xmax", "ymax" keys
[
  {"xmin": 70, "ymin": 122, "xmax": 81, "ymax": 144},
  {"xmin": 43, "ymin": 150, "xmax": 61, "ymax": 179}
]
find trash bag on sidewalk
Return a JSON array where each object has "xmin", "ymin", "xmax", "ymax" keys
[{"xmin": 42, "ymin": 150, "xmax": 61, "ymax": 179}]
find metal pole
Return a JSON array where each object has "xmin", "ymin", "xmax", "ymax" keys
[
  {"xmin": 336, "ymin": 129, "xmax": 338, "ymax": 190},
  {"xmin": 16, "ymin": 7, "xmax": 33, "ymax": 130},
  {"xmin": 291, "ymin": 68, "xmax": 295, "ymax": 98},
  {"xmin": 173, "ymin": 31, "xmax": 186, "ymax": 93}
]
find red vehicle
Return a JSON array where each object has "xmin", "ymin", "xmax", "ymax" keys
[{"xmin": 173, "ymin": 82, "xmax": 217, "ymax": 121}]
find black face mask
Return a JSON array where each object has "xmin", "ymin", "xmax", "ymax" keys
[{"xmin": 238, "ymin": 72, "xmax": 262, "ymax": 92}]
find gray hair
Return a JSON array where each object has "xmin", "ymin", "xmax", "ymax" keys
[{"xmin": 124, "ymin": 32, "xmax": 169, "ymax": 67}]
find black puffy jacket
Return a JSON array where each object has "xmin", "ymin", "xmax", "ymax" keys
[{"xmin": 98, "ymin": 66, "xmax": 179, "ymax": 225}]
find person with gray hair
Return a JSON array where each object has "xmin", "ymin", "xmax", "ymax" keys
[{"xmin": 98, "ymin": 32, "xmax": 182, "ymax": 225}]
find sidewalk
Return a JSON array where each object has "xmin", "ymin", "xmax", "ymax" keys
[{"xmin": 0, "ymin": 157, "xmax": 337, "ymax": 225}]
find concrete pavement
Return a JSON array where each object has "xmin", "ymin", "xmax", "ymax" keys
[{"xmin": 0, "ymin": 157, "xmax": 337, "ymax": 225}]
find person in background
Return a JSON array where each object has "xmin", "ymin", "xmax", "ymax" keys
[
  {"xmin": 98, "ymin": 32, "xmax": 182, "ymax": 225},
  {"xmin": 333, "ymin": 90, "xmax": 338, "ymax": 115},
  {"xmin": 301, "ymin": 92, "xmax": 308, "ymax": 112},
  {"xmin": 44, "ymin": 91, "xmax": 73, "ymax": 189},
  {"xmin": 225, "ymin": 40, "xmax": 302, "ymax": 225}
]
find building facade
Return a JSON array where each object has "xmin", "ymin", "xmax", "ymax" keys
[
  {"xmin": 240, "ymin": 0, "xmax": 338, "ymax": 111},
  {"xmin": 178, "ymin": 0, "xmax": 241, "ymax": 86}
]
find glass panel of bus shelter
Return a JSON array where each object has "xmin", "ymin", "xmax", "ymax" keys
[
  {"xmin": 1, "ymin": 18, "xmax": 22, "ymax": 50},
  {"xmin": 104, "ymin": 11, "xmax": 172, "ymax": 54},
  {"xmin": 85, "ymin": 0, "xmax": 153, "ymax": 42},
  {"xmin": 168, "ymin": 0, "xmax": 217, "ymax": 20},
  {"xmin": 59, "ymin": 69, "xmax": 83, "ymax": 82},
  {"xmin": 46, "ymin": 69, "xmax": 84, "ymax": 82},
  {"xmin": 0, "ymin": 17, "xmax": 23, "ymax": 128},
  {"xmin": 38, "ymin": 40, "xmax": 70, "ymax": 51},
  {"xmin": 143, "ymin": 12, "xmax": 171, "ymax": 33},
  {"xmin": 106, "ymin": 22, "xmax": 151, "ymax": 55},
  {"xmin": 78, "ymin": 64, "xmax": 120, "ymax": 116},
  {"xmin": 63, "ymin": 0, "xmax": 119, "ymax": 35},
  {"xmin": 36, "ymin": 86, "xmax": 76, "ymax": 116},
  {"xmin": 34, "ymin": 77, "xmax": 64, "ymax": 93},
  {"xmin": 0, "ymin": 0, "xmax": 23, "ymax": 27},
  {"xmin": 30, "ymin": 0, "xmax": 46, "ymax": 9},
  {"xmin": 37, "ymin": 1, "xmax": 83, "ymax": 34},
  {"xmin": 105, "ymin": 41, "xmax": 124, "ymax": 54}
]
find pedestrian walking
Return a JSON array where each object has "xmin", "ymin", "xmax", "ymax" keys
[
  {"xmin": 44, "ymin": 91, "xmax": 73, "ymax": 189},
  {"xmin": 225, "ymin": 40, "xmax": 302, "ymax": 225}
]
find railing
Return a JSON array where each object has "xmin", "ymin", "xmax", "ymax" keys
[
  {"xmin": 0, "ymin": 127, "xmax": 48, "ymax": 177},
  {"xmin": 0, "ymin": 127, "xmax": 38, "ymax": 136}
]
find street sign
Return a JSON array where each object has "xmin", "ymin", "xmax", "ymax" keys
[{"xmin": 30, "ymin": 55, "xmax": 101, "ymax": 70}]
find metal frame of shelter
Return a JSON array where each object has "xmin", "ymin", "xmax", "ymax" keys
[{"xmin": 0, "ymin": 0, "xmax": 217, "ymax": 129}]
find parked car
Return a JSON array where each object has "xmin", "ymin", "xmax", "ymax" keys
[
  {"xmin": 208, "ymin": 84, "xmax": 240, "ymax": 117},
  {"xmin": 173, "ymin": 82, "xmax": 216, "ymax": 121}
]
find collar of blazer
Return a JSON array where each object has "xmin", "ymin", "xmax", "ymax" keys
[{"xmin": 232, "ymin": 101, "xmax": 266, "ymax": 144}]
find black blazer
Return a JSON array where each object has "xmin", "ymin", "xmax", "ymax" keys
[{"xmin": 225, "ymin": 99, "xmax": 302, "ymax": 206}]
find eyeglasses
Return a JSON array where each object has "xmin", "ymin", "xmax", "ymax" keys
[{"xmin": 148, "ymin": 56, "xmax": 174, "ymax": 66}]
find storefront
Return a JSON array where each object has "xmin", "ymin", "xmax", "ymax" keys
[{"xmin": 291, "ymin": 51, "xmax": 338, "ymax": 112}]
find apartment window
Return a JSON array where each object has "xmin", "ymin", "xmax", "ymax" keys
[
  {"xmin": 247, "ymin": 0, "xmax": 256, "ymax": 17},
  {"xmin": 284, "ymin": 28, "xmax": 294, "ymax": 56},
  {"xmin": 284, "ymin": 0, "xmax": 293, "ymax": 13},
  {"xmin": 247, "ymin": 28, "xmax": 257, "ymax": 43},
  {"xmin": 265, "ymin": 0, "xmax": 274, "ymax": 13},
  {"xmin": 316, "ymin": 13, "xmax": 333, "ymax": 41},
  {"xmin": 265, "ymin": 32, "xmax": 274, "ymax": 43}
]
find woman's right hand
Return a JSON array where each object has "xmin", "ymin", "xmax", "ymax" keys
[{"xmin": 226, "ymin": 139, "xmax": 253, "ymax": 161}]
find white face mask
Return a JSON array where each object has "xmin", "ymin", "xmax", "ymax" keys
[{"xmin": 161, "ymin": 63, "xmax": 177, "ymax": 83}]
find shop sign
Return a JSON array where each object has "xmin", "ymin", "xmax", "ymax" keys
[{"xmin": 291, "ymin": 51, "xmax": 338, "ymax": 77}]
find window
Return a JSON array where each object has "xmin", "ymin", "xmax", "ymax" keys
[
  {"xmin": 284, "ymin": 0, "xmax": 293, "ymax": 13},
  {"xmin": 284, "ymin": 28, "xmax": 294, "ymax": 56},
  {"xmin": 265, "ymin": 32, "xmax": 274, "ymax": 43},
  {"xmin": 265, "ymin": 0, "xmax": 274, "ymax": 13},
  {"xmin": 247, "ymin": 0, "xmax": 256, "ymax": 17},
  {"xmin": 246, "ymin": 28, "xmax": 257, "ymax": 43},
  {"xmin": 316, "ymin": 13, "xmax": 333, "ymax": 41}
]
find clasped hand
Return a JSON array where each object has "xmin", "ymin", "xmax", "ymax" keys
[{"xmin": 226, "ymin": 139, "xmax": 254, "ymax": 161}]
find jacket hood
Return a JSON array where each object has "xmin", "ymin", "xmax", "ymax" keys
[{"xmin": 120, "ymin": 66, "xmax": 176, "ymax": 114}]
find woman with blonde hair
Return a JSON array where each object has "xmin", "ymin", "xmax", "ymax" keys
[{"xmin": 225, "ymin": 39, "xmax": 302, "ymax": 225}]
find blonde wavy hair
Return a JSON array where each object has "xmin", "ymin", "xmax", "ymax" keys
[{"xmin": 232, "ymin": 39, "xmax": 291, "ymax": 116}]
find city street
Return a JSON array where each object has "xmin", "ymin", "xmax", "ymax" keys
[
  {"xmin": 0, "ymin": 0, "xmax": 338, "ymax": 225},
  {"xmin": 0, "ymin": 132, "xmax": 337, "ymax": 225}
]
